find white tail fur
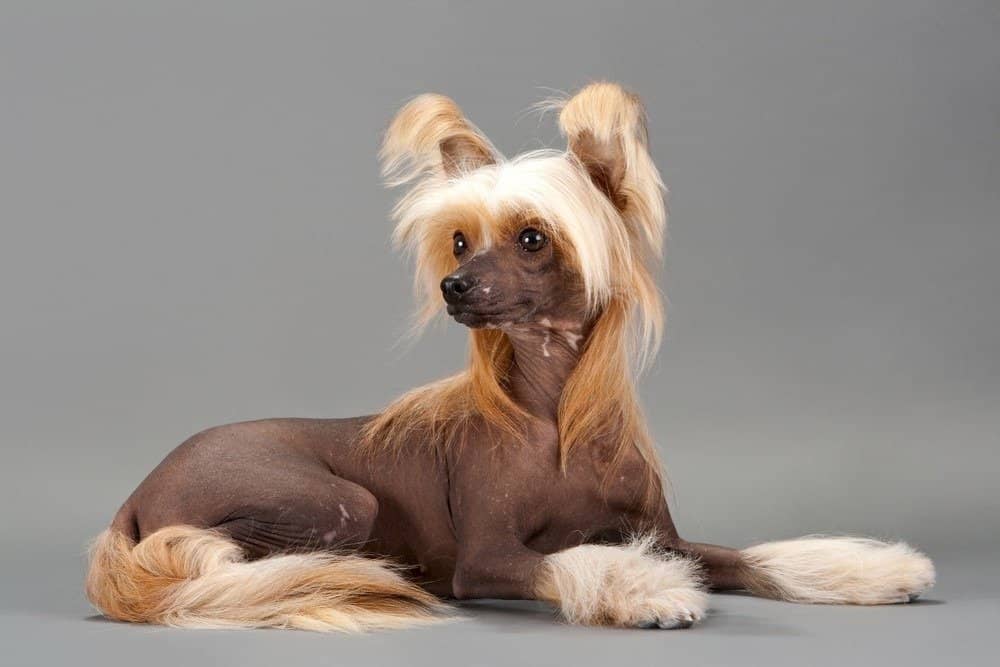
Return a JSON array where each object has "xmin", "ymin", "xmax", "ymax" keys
[
  {"xmin": 86, "ymin": 526, "xmax": 448, "ymax": 631},
  {"xmin": 740, "ymin": 536, "xmax": 935, "ymax": 605}
]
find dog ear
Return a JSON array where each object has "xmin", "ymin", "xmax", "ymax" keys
[
  {"xmin": 557, "ymin": 83, "xmax": 666, "ymax": 255},
  {"xmin": 381, "ymin": 94, "xmax": 498, "ymax": 186},
  {"xmin": 557, "ymin": 82, "xmax": 667, "ymax": 367}
]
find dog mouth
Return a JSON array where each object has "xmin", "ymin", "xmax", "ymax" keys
[
  {"xmin": 451, "ymin": 310, "xmax": 495, "ymax": 328},
  {"xmin": 446, "ymin": 300, "xmax": 531, "ymax": 328}
]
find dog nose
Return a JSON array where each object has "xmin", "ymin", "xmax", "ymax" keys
[{"xmin": 440, "ymin": 275, "xmax": 473, "ymax": 302}]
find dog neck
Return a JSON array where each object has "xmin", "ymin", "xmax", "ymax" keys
[{"xmin": 503, "ymin": 319, "xmax": 587, "ymax": 421}]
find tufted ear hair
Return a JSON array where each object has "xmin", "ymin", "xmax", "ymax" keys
[
  {"xmin": 380, "ymin": 94, "xmax": 499, "ymax": 187},
  {"xmin": 557, "ymin": 82, "xmax": 666, "ymax": 258}
]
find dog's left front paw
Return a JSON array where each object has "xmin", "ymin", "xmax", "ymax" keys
[{"xmin": 741, "ymin": 537, "xmax": 936, "ymax": 605}]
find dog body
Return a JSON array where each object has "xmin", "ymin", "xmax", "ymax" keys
[
  {"xmin": 87, "ymin": 83, "xmax": 934, "ymax": 631},
  {"xmin": 103, "ymin": 407, "xmax": 705, "ymax": 594}
]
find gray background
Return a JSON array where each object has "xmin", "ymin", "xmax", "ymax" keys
[{"xmin": 2, "ymin": 1, "xmax": 998, "ymax": 665}]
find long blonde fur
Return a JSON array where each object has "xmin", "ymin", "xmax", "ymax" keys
[
  {"xmin": 86, "ymin": 527, "xmax": 447, "ymax": 631},
  {"xmin": 380, "ymin": 93, "xmax": 500, "ymax": 188},
  {"xmin": 363, "ymin": 83, "xmax": 667, "ymax": 504},
  {"xmin": 740, "ymin": 536, "xmax": 936, "ymax": 605}
]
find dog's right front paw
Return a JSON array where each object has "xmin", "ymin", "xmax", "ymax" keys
[
  {"xmin": 621, "ymin": 577, "xmax": 706, "ymax": 629},
  {"xmin": 535, "ymin": 537, "xmax": 708, "ymax": 629},
  {"xmin": 637, "ymin": 617, "xmax": 695, "ymax": 630}
]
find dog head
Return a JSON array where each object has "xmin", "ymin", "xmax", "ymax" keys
[{"xmin": 380, "ymin": 83, "xmax": 666, "ymax": 358}]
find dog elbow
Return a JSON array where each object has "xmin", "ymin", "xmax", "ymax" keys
[
  {"xmin": 451, "ymin": 551, "xmax": 541, "ymax": 600},
  {"xmin": 450, "ymin": 565, "xmax": 481, "ymax": 600}
]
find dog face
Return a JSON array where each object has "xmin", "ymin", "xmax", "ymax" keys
[
  {"xmin": 381, "ymin": 84, "xmax": 667, "ymax": 357},
  {"xmin": 439, "ymin": 212, "xmax": 587, "ymax": 329}
]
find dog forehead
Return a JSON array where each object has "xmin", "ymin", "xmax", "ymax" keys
[
  {"xmin": 432, "ymin": 154, "xmax": 607, "ymax": 237},
  {"xmin": 398, "ymin": 150, "xmax": 625, "ymax": 308}
]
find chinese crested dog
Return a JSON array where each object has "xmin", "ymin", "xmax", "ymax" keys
[{"xmin": 86, "ymin": 82, "xmax": 934, "ymax": 631}]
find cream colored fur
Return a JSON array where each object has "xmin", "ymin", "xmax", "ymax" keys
[
  {"xmin": 535, "ymin": 537, "xmax": 708, "ymax": 628},
  {"xmin": 740, "ymin": 536, "xmax": 935, "ymax": 605},
  {"xmin": 86, "ymin": 526, "xmax": 447, "ymax": 632}
]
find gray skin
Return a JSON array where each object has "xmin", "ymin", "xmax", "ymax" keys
[{"xmin": 109, "ymin": 225, "xmax": 745, "ymax": 604}]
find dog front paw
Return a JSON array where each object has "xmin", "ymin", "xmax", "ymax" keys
[
  {"xmin": 536, "ymin": 537, "xmax": 708, "ymax": 628},
  {"xmin": 741, "ymin": 537, "xmax": 936, "ymax": 605}
]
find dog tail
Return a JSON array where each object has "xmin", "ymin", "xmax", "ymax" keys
[
  {"xmin": 85, "ymin": 525, "xmax": 447, "ymax": 631},
  {"xmin": 736, "ymin": 536, "xmax": 936, "ymax": 605}
]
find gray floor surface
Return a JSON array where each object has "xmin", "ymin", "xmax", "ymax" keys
[{"xmin": 3, "ymin": 549, "xmax": 996, "ymax": 667}]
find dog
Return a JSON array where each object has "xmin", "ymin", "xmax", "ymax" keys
[{"xmin": 86, "ymin": 82, "xmax": 935, "ymax": 631}]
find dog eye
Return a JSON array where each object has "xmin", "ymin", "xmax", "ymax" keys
[
  {"xmin": 517, "ymin": 228, "xmax": 547, "ymax": 252},
  {"xmin": 453, "ymin": 232, "xmax": 468, "ymax": 256}
]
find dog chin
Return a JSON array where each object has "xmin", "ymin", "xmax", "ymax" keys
[
  {"xmin": 451, "ymin": 310, "xmax": 501, "ymax": 328},
  {"xmin": 448, "ymin": 307, "xmax": 513, "ymax": 329}
]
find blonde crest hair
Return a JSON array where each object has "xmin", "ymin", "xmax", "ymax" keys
[{"xmin": 364, "ymin": 83, "xmax": 668, "ymax": 505}]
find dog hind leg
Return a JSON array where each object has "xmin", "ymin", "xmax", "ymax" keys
[
  {"xmin": 211, "ymin": 473, "xmax": 381, "ymax": 559},
  {"xmin": 86, "ymin": 421, "xmax": 448, "ymax": 631}
]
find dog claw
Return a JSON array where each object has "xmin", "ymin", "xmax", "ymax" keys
[{"xmin": 637, "ymin": 617, "xmax": 695, "ymax": 630}]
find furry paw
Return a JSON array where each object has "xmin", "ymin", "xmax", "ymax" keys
[
  {"xmin": 637, "ymin": 617, "xmax": 695, "ymax": 630},
  {"xmin": 741, "ymin": 536, "xmax": 936, "ymax": 605},
  {"xmin": 535, "ymin": 537, "xmax": 708, "ymax": 628}
]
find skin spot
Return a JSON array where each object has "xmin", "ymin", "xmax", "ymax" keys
[
  {"xmin": 339, "ymin": 504, "xmax": 350, "ymax": 520},
  {"xmin": 562, "ymin": 330, "xmax": 583, "ymax": 351},
  {"xmin": 538, "ymin": 318, "xmax": 554, "ymax": 357},
  {"xmin": 482, "ymin": 286, "xmax": 491, "ymax": 294},
  {"xmin": 323, "ymin": 530, "xmax": 337, "ymax": 544}
]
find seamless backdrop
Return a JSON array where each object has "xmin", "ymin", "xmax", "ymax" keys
[{"xmin": 2, "ymin": 2, "xmax": 998, "ymax": 666}]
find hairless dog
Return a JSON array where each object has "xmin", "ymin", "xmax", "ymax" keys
[{"xmin": 87, "ymin": 82, "xmax": 934, "ymax": 631}]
